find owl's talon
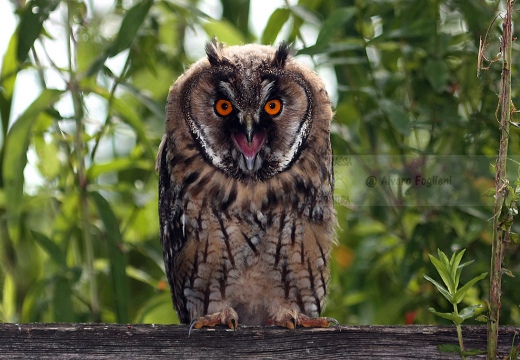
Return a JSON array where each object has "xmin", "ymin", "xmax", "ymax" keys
[
  {"xmin": 269, "ymin": 312, "xmax": 339, "ymax": 329},
  {"xmin": 188, "ymin": 307, "xmax": 239, "ymax": 335}
]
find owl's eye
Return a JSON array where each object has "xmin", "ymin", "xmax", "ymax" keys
[
  {"xmin": 215, "ymin": 99, "xmax": 233, "ymax": 116},
  {"xmin": 264, "ymin": 99, "xmax": 282, "ymax": 116}
]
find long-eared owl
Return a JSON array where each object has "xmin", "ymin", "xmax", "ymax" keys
[{"xmin": 157, "ymin": 41, "xmax": 336, "ymax": 329}]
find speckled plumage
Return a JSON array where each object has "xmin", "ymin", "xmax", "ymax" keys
[{"xmin": 157, "ymin": 42, "xmax": 335, "ymax": 328}]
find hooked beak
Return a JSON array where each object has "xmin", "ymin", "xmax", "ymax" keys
[
  {"xmin": 244, "ymin": 113, "xmax": 254, "ymax": 146},
  {"xmin": 231, "ymin": 113, "xmax": 267, "ymax": 171}
]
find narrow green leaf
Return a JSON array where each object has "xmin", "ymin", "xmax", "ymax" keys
[
  {"xmin": 452, "ymin": 250, "xmax": 466, "ymax": 288},
  {"xmin": 1, "ymin": 30, "xmax": 19, "ymax": 134},
  {"xmin": 31, "ymin": 231, "xmax": 66, "ymax": 268},
  {"xmin": 428, "ymin": 307, "xmax": 463, "ymax": 324},
  {"xmin": 90, "ymin": 86, "xmax": 154, "ymax": 159},
  {"xmin": 261, "ymin": 8, "xmax": 291, "ymax": 45},
  {"xmin": 53, "ymin": 275, "xmax": 75, "ymax": 322},
  {"xmin": 298, "ymin": 7, "xmax": 356, "ymax": 55},
  {"xmin": 437, "ymin": 248, "xmax": 451, "ymax": 266},
  {"xmin": 438, "ymin": 344, "xmax": 462, "ymax": 354},
  {"xmin": 3, "ymin": 89, "xmax": 63, "ymax": 242},
  {"xmin": 424, "ymin": 275, "xmax": 453, "ymax": 302},
  {"xmin": 453, "ymin": 272, "xmax": 488, "ymax": 304},
  {"xmin": 428, "ymin": 254, "xmax": 455, "ymax": 295},
  {"xmin": 87, "ymin": 158, "xmax": 152, "ymax": 180},
  {"xmin": 109, "ymin": 0, "xmax": 153, "ymax": 56},
  {"xmin": 86, "ymin": 0, "xmax": 153, "ymax": 76},
  {"xmin": 289, "ymin": 5, "xmax": 321, "ymax": 26},
  {"xmin": 17, "ymin": 0, "xmax": 61, "ymax": 63},
  {"xmin": 2, "ymin": 274, "xmax": 16, "ymax": 322},
  {"xmin": 90, "ymin": 191, "xmax": 129, "ymax": 323},
  {"xmin": 126, "ymin": 266, "xmax": 157, "ymax": 288},
  {"xmin": 202, "ymin": 20, "xmax": 245, "ymax": 45},
  {"xmin": 119, "ymin": 82, "xmax": 165, "ymax": 119},
  {"xmin": 461, "ymin": 349, "xmax": 488, "ymax": 356},
  {"xmin": 315, "ymin": 7, "xmax": 356, "ymax": 48}
]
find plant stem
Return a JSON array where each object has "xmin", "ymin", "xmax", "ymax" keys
[
  {"xmin": 453, "ymin": 304, "xmax": 466, "ymax": 360},
  {"xmin": 66, "ymin": 1, "xmax": 99, "ymax": 320},
  {"xmin": 487, "ymin": 1, "xmax": 513, "ymax": 359}
]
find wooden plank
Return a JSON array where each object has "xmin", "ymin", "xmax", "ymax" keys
[{"xmin": 0, "ymin": 324, "xmax": 518, "ymax": 359}]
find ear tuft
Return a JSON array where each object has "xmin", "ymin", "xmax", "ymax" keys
[
  {"xmin": 205, "ymin": 38, "xmax": 225, "ymax": 66},
  {"xmin": 272, "ymin": 42, "xmax": 291, "ymax": 68}
]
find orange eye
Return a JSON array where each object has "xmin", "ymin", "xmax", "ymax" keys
[
  {"xmin": 264, "ymin": 99, "xmax": 282, "ymax": 116},
  {"xmin": 215, "ymin": 99, "xmax": 233, "ymax": 116}
]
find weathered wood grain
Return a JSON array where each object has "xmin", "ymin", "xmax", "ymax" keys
[{"xmin": 0, "ymin": 324, "xmax": 518, "ymax": 359}]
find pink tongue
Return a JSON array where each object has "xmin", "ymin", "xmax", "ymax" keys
[{"xmin": 232, "ymin": 131, "xmax": 266, "ymax": 159}]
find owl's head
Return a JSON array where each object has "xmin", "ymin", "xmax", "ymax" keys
[{"xmin": 166, "ymin": 41, "xmax": 332, "ymax": 181}]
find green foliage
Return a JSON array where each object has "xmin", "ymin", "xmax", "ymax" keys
[
  {"xmin": 0, "ymin": 0, "xmax": 519, "ymax": 327},
  {"xmin": 425, "ymin": 249, "xmax": 487, "ymax": 359}
]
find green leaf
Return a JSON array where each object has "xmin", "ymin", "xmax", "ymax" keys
[
  {"xmin": 315, "ymin": 7, "xmax": 356, "ymax": 49},
  {"xmin": 53, "ymin": 275, "xmax": 75, "ymax": 322},
  {"xmin": 16, "ymin": 0, "xmax": 61, "ymax": 63},
  {"xmin": 379, "ymin": 99, "xmax": 411, "ymax": 137},
  {"xmin": 2, "ymin": 274, "xmax": 16, "ymax": 322},
  {"xmin": 261, "ymin": 8, "xmax": 291, "ymax": 45},
  {"xmin": 90, "ymin": 86, "xmax": 154, "ymax": 159},
  {"xmin": 424, "ymin": 59, "xmax": 450, "ymax": 93},
  {"xmin": 459, "ymin": 304, "xmax": 482, "ymax": 320},
  {"xmin": 452, "ymin": 250, "xmax": 467, "ymax": 289},
  {"xmin": 90, "ymin": 191, "xmax": 130, "ymax": 323},
  {"xmin": 475, "ymin": 314, "xmax": 488, "ymax": 322},
  {"xmin": 462, "ymin": 349, "xmax": 488, "ymax": 356},
  {"xmin": 1, "ymin": 29, "xmax": 18, "ymax": 134},
  {"xmin": 428, "ymin": 307, "xmax": 463, "ymax": 324},
  {"xmin": 453, "ymin": 272, "xmax": 488, "ymax": 304},
  {"xmin": 202, "ymin": 20, "xmax": 245, "ymax": 45},
  {"xmin": 2, "ymin": 89, "xmax": 63, "ymax": 242},
  {"xmin": 109, "ymin": 0, "xmax": 153, "ymax": 57},
  {"xmin": 428, "ymin": 253, "xmax": 455, "ymax": 295},
  {"xmin": 88, "ymin": 158, "xmax": 152, "ymax": 180},
  {"xmin": 438, "ymin": 344, "xmax": 462, "ymax": 354},
  {"xmin": 86, "ymin": 0, "xmax": 153, "ymax": 76},
  {"xmin": 31, "ymin": 231, "xmax": 66, "ymax": 268},
  {"xmin": 298, "ymin": 7, "xmax": 356, "ymax": 55},
  {"xmin": 424, "ymin": 275, "xmax": 453, "ymax": 302}
]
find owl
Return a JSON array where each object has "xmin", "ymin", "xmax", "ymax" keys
[{"xmin": 157, "ymin": 41, "xmax": 336, "ymax": 330}]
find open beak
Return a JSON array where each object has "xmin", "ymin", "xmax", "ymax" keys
[{"xmin": 231, "ymin": 113, "xmax": 266, "ymax": 171}]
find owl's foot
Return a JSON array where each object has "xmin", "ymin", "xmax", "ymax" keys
[
  {"xmin": 267, "ymin": 311, "xmax": 339, "ymax": 329},
  {"xmin": 189, "ymin": 307, "xmax": 239, "ymax": 334}
]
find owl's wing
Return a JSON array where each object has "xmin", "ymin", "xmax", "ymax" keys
[{"xmin": 157, "ymin": 135, "xmax": 189, "ymax": 321}]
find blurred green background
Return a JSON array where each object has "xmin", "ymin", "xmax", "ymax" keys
[{"xmin": 0, "ymin": 0, "xmax": 519, "ymax": 326}]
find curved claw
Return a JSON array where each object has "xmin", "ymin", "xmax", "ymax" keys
[
  {"xmin": 268, "ymin": 311, "xmax": 340, "ymax": 330},
  {"xmin": 187, "ymin": 307, "xmax": 239, "ymax": 337},
  {"xmin": 326, "ymin": 317, "xmax": 341, "ymax": 331},
  {"xmin": 188, "ymin": 319, "xmax": 199, "ymax": 338}
]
